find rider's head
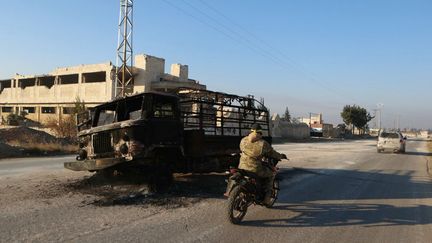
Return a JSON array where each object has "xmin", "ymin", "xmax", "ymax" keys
[{"xmin": 250, "ymin": 123, "xmax": 263, "ymax": 140}]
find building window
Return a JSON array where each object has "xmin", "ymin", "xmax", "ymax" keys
[
  {"xmin": 63, "ymin": 107, "xmax": 74, "ymax": 114},
  {"xmin": 23, "ymin": 107, "xmax": 35, "ymax": 114},
  {"xmin": 39, "ymin": 76, "xmax": 55, "ymax": 88},
  {"xmin": 59, "ymin": 74, "xmax": 79, "ymax": 84},
  {"xmin": 18, "ymin": 78, "xmax": 36, "ymax": 89},
  {"xmin": 83, "ymin": 71, "xmax": 106, "ymax": 83},
  {"xmin": 41, "ymin": 107, "xmax": 56, "ymax": 114},
  {"xmin": 0, "ymin": 80, "xmax": 12, "ymax": 93},
  {"xmin": 1, "ymin": 107, "xmax": 13, "ymax": 113}
]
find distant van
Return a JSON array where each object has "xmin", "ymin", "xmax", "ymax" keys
[{"xmin": 377, "ymin": 131, "xmax": 406, "ymax": 153}]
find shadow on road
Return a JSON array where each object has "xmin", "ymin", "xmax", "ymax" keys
[
  {"xmin": 241, "ymin": 167, "xmax": 432, "ymax": 227},
  {"xmin": 278, "ymin": 168, "xmax": 432, "ymax": 201},
  {"xmin": 403, "ymin": 151, "xmax": 432, "ymax": 156},
  {"xmin": 242, "ymin": 203, "xmax": 432, "ymax": 227}
]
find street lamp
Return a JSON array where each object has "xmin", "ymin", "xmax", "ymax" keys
[{"xmin": 377, "ymin": 103, "xmax": 384, "ymax": 131}]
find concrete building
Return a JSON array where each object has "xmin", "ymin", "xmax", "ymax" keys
[
  {"xmin": 271, "ymin": 114, "xmax": 310, "ymax": 139},
  {"xmin": 0, "ymin": 54, "xmax": 205, "ymax": 124},
  {"xmin": 296, "ymin": 113, "xmax": 336, "ymax": 137},
  {"xmin": 297, "ymin": 113, "xmax": 323, "ymax": 126}
]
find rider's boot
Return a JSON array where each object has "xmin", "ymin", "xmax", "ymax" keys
[{"xmin": 263, "ymin": 190, "xmax": 273, "ymax": 206}]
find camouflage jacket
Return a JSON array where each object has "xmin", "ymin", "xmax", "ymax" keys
[{"xmin": 238, "ymin": 135, "xmax": 283, "ymax": 177}]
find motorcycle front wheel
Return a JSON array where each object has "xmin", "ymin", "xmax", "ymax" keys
[
  {"xmin": 265, "ymin": 179, "xmax": 280, "ymax": 208},
  {"xmin": 226, "ymin": 186, "xmax": 248, "ymax": 224}
]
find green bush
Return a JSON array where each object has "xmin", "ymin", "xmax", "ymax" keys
[{"xmin": 6, "ymin": 113, "xmax": 25, "ymax": 126}]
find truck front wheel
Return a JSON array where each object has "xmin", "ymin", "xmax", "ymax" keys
[{"xmin": 151, "ymin": 162, "xmax": 174, "ymax": 191}]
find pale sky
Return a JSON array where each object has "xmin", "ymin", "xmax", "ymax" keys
[{"xmin": 1, "ymin": 0, "xmax": 431, "ymax": 129}]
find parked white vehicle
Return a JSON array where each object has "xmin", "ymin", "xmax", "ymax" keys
[{"xmin": 377, "ymin": 131, "xmax": 406, "ymax": 153}]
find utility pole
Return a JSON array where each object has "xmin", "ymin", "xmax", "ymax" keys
[
  {"xmin": 309, "ymin": 112, "xmax": 312, "ymax": 128},
  {"xmin": 115, "ymin": 0, "xmax": 134, "ymax": 97},
  {"xmin": 377, "ymin": 103, "xmax": 384, "ymax": 131},
  {"xmin": 397, "ymin": 114, "xmax": 400, "ymax": 131},
  {"xmin": 372, "ymin": 109, "xmax": 378, "ymax": 129}
]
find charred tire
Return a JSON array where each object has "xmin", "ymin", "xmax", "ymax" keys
[
  {"xmin": 96, "ymin": 168, "xmax": 116, "ymax": 178},
  {"xmin": 152, "ymin": 164, "xmax": 174, "ymax": 191},
  {"xmin": 265, "ymin": 179, "xmax": 280, "ymax": 208},
  {"xmin": 227, "ymin": 186, "xmax": 248, "ymax": 224}
]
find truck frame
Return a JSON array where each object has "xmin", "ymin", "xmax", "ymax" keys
[{"xmin": 64, "ymin": 89, "xmax": 271, "ymax": 175}]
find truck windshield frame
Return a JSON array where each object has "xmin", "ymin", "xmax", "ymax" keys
[
  {"xmin": 92, "ymin": 95, "xmax": 145, "ymax": 127},
  {"xmin": 90, "ymin": 93, "xmax": 179, "ymax": 128}
]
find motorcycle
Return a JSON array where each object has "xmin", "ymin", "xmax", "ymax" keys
[{"xmin": 224, "ymin": 158, "xmax": 282, "ymax": 224}]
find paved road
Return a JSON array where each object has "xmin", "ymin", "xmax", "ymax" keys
[
  {"xmin": 0, "ymin": 155, "xmax": 75, "ymax": 176},
  {"xmin": 1, "ymin": 139, "xmax": 431, "ymax": 242}
]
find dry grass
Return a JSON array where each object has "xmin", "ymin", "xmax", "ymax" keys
[{"xmin": 45, "ymin": 116, "xmax": 77, "ymax": 139}]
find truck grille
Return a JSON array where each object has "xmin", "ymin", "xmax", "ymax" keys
[{"xmin": 92, "ymin": 133, "xmax": 113, "ymax": 154}]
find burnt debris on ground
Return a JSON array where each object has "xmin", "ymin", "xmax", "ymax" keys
[{"xmin": 61, "ymin": 172, "xmax": 228, "ymax": 207}]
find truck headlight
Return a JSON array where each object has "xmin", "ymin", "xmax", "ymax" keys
[
  {"xmin": 120, "ymin": 143, "xmax": 129, "ymax": 155},
  {"xmin": 76, "ymin": 149, "xmax": 87, "ymax": 161}
]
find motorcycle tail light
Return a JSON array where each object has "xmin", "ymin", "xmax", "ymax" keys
[{"xmin": 230, "ymin": 168, "xmax": 237, "ymax": 174}]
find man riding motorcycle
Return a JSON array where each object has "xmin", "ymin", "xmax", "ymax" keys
[{"xmin": 238, "ymin": 123, "xmax": 287, "ymax": 205}]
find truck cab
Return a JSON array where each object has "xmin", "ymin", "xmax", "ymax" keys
[{"xmin": 64, "ymin": 92, "xmax": 183, "ymax": 171}]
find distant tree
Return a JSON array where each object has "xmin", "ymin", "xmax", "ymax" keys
[
  {"xmin": 341, "ymin": 105, "xmax": 354, "ymax": 129},
  {"xmin": 6, "ymin": 113, "xmax": 25, "ymax": 126},
  {"xmin": 281, "ymin": 107, "xmax": 291, "ymax": 122},
  {"xmin": 341, "ymin": 105, "xmax": 374, "ymax": 134},
  {"xmin": 73, "ymin": 97, "xmax": 86, "ymax": 115},
  {"xmin": 46, "ymin": 97, "xmax": 87, "ymax": 140}
]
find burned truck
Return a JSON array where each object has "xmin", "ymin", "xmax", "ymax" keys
[{"xmin": 64, "ymin": 89, "xmax": 271, "ymax": 175}]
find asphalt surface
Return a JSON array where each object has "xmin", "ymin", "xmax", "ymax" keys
[
  {"xmin": 1, "ymin": 139, "xmax": 431, "ymax": 242},
  {"xmin": 0, "ymin": 155, "xmax": 75, "ymax": 176}
]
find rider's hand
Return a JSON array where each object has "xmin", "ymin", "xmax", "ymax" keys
[{"xmin": 281, "ymin": 154, "xmax": 288, "ymax": 160}]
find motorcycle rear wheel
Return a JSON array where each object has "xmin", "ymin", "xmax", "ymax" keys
[{"xmin": 227, "ymin": 186, "xmax": 248, "ymax": 224}]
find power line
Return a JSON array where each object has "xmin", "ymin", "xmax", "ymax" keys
[
  {"xmin": 161, "ymin": 0, "xmax": 287, "ymax": 67},
  {"xmin": 196, "ymin": 0, "xmax": 324, "ymax": 82},
  {"xmin": 163, "ymin": 0, "xmax": 358, "ymax": 104}
]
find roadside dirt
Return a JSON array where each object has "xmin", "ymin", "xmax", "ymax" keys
[
  {"xmin": 0, "ymin": 170, "xmax": 229, "ymax": 243},
  {"xmin": 0, "ymin": 126, "xmax": 59, "ymax": 143},
  {"xmin": 0, "ymin": 126, "xmax": 76, "ymax": 158}
]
